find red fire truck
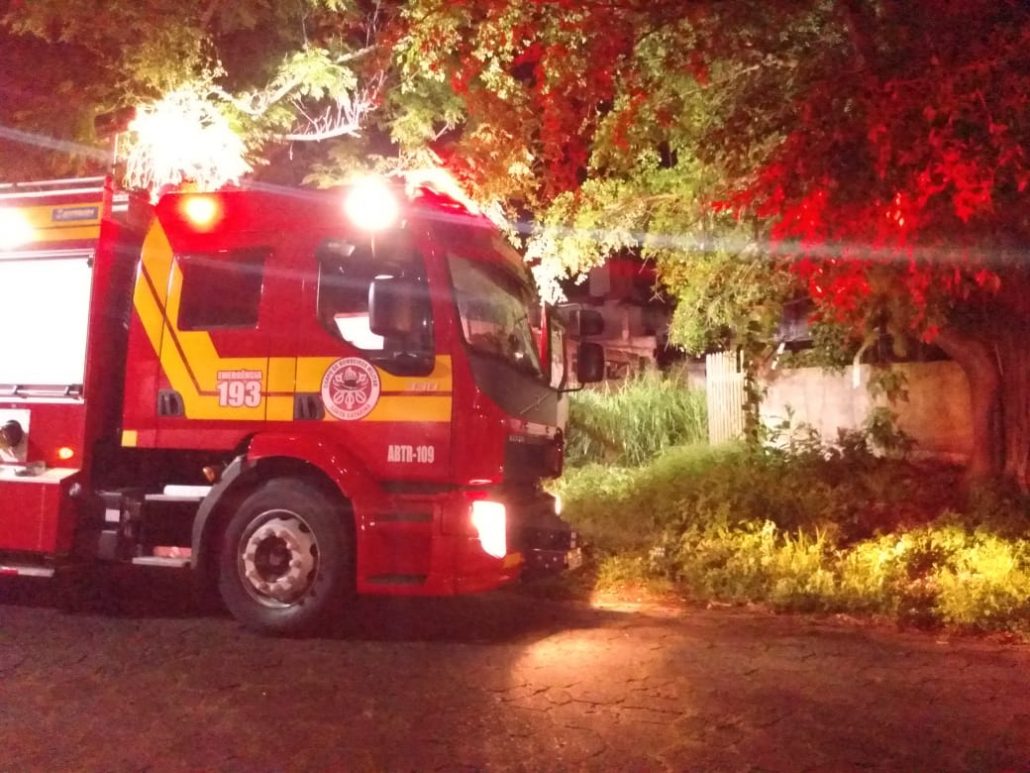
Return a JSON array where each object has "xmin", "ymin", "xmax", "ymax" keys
[{"xmin": 0, "ymin": 175, "xmax": 602, "ymax": 634}]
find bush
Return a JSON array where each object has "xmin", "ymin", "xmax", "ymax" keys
[
  {"xmin": 565, "ymin": 371, "xmax": 707, "ymax": 467},
  {"xmin": 556, "ymin": 441, "xmax": 961, "ymax": 550},
  {"xmin": 554, "ymin": 439, "xmax": 1030, "ymax": 635}
]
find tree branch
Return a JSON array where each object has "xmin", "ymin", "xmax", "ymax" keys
[
  {"xmin": 200, "ymin": 0, "xmax": 221, "ymax": 28},
  {"xmin": 837, "ymin": 0, "xmax": 880, "ymax": 75},
  {"xmin": 214, "ymin": 46, "xmax": 378, "ymax": 118},
  {"xmin": 279, "ymin": 70, "xmax": 384, "ymax": 143}
]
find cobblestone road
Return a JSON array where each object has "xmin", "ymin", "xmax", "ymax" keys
[{"xmin": 1, "ymin": 571, "xmax": 1027, "ymax": 771}]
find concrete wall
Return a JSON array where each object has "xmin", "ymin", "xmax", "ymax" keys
[{"xmin": 760, "ymin": 361, "xmax": 973, "ymax": 461}]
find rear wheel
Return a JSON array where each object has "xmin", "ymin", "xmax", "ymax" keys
[{"xmin": 218, "ymin": 479, "xmax": 352, "ymax": 635}]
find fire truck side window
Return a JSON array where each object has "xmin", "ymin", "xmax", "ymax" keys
[
  {"xmin": 177, "ymin": 249, "xmax": 266, "ymax": 330},
  {"xmin": 316, "ymin": 240, "xmax": 432, "ymax": 353}
]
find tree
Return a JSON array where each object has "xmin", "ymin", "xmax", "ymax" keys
[
  {"xmin": 0, "ymin": 0, "xmax": 394, "ymax": 183},
  {"xmin": 390, "ymin": 0, "xmax": 1030, "ymax": 487},
  {"xmin": 4, "ymin": 0, "xmax": 1028, "ymax": 485},
  {"xmin": 724, "ymin": 1, "xmax": 1030, "ymax": 486}
]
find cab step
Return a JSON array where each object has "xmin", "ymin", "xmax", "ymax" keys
[
  {"xmin": 130, "ymin": 546, "xmax": 192, "ymax": 568},
  {"xmin": 0, "ymin": 563, "xmax": 55, "ymax": 578},
  {"xmin": 130, "ymin": 556, "xmax": 191, "ymax": 568},
  {"xmin": 145, "ymin": 485, "xmax": 212, "ymax": 503}
]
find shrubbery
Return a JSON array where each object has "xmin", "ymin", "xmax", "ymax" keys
[
  {"xmin": 565, "ymin": 371, "xmax": 707, "ymax": 467},
  {"xmin": 556, "ymin": 383, "xmax": 1030, "ymax": 634}
]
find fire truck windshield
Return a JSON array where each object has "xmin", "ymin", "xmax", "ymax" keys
[{"xmin": 448, "ymin": 254, "xmax": 544, "ymax": 379}]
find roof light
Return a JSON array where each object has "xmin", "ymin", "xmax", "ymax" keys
[
  {"xmin": 344, "ymin": 177, "xmax": 399, "ymax": 232},
  {"xmin": 0, "ymin": 209, "xmax": 35, "ymax": 251},
  {"xmin": 181, "ymin": 195, "xmax": 222, "ymax": 230}
]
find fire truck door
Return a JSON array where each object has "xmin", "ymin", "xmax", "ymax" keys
[{"xmin": 149, "ymin": 247, "xmax": 279, "ymax": 448}]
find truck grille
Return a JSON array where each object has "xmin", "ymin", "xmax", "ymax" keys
[{"xmin": 504, "ymin": 434, "xmax": 562, "ymax": 481}]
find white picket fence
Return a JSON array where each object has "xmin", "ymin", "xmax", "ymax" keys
[{"xmin": 705, "ymin": 350, "xmax": 746, "ymax": 444}]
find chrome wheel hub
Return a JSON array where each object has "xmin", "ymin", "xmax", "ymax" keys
[{"xmin": 239, "ymin": 512, "xmax": 319, "ymax": 606}]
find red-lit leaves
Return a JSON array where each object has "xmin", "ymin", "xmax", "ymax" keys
[
  {"xmin": 406, "ymin": 0, "xmax": 709, "ymax": 204},
  {"xmin": 723, "ymin": 1, "xmax": 1030, "ymax": 345}
]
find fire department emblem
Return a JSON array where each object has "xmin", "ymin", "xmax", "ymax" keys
[{"xmin": 321, "ymin": 358, "xmax": 381, "ymax": 421}]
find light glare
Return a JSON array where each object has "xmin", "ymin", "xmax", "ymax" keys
[
  {"xmin": 181, "ymin": 196, "xmax": 222, "ymax": 229},
  {"xmin": 471, "ymin": 500, "xmax": 507, "ymax": 559},
  {"xmin": 0, "ymin": 256, "xmax": 91, "ymax": 386},
  {"xmin": 125, "ymin": 86, "xmax": 251, "ymax": 196},
  {"xmin": 344, "ymin": 177, "xmax": 399, "ymax": 231},
  {"xmin": 0, "ymin": 209, "xmax": 35, "ymax": 250}
]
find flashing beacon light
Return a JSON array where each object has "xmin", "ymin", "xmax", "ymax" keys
[
  {"xmin": 344, "ymin": 176, "xmax": 400, "ymax": 232},
  {"xmin": 181, "ymin": 195, "xmax": 222, "ymax": 231},
  {"xmin": 0, "ymin": 208, "xmax": 35, "ymax": 251}
]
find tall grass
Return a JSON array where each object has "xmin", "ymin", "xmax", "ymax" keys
[{"xmin": 565, "ymin": 370, "xmax": 707, "ymax": 467}]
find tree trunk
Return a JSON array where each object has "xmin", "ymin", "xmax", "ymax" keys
[
  {"xmin": 934, "ymin": 327, "xmax": 1001, "ymax": 483},
  {"xmin": 998, "ymin": 327, "xmax": 1030, "ymax": 490},
  {"xmin": 936, "ymin": 325, "xmax": 1030, "ymax": 490}
]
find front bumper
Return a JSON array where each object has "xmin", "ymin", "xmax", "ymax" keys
[
  {"xmin": 356, "ymin": 487, "xmax": 578, "ymax": 596},
  {"xmin": 509, "ymin": 491, "xmax": 580, "ymax": 577},
  {"xmin": 524, "ymin": 545, "xmax": 583, "ymax": 574}
]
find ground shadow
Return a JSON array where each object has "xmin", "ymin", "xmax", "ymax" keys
[{"xmin": 0, "ymin": 566, "xmax": 656, "ymax": 645}]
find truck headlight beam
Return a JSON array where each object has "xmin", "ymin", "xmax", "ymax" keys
[{"xmin": 471, "ymin": 500, "xmax": 507, "ymax": 559}]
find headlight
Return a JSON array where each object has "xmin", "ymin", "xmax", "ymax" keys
[{"xmin": 470, "ymin": 500, "xmax": 507, "ymax": 558}]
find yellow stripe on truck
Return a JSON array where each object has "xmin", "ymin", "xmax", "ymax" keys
[
  {"xmin": 365, "ymin": 395, "xmax": 452, "ymax": 423},
  {"xmin": 294, "ymin": 355, "xmax": 453, "ymax": 423},
  {"xmin": 133, "ymin": 228, "xmax": 172, "ymax": 354},
  {"xmin": 16, "ymin": 202, "xmax": 102, "ymax": 243},
  {"xmin": 133, "ymin": 220, "xmax": 453, "ymax": 425},
  {"xmin": 266, "ymin": 357, "xmax": 296, "ymax": 422},
  {"xmin": 293, "ymin": 356, "xmax": 453, "ymax": 394},
  {"xmin": 162, "ymin": 261, "xmax": 269, "ymax": 421}
]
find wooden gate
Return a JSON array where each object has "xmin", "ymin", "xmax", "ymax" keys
[{"xmin": 705, "ymin": 350, "xmax": 746, "ymax": 444}]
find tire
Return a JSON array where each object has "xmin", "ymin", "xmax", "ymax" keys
[{"xmin": 217, "ymin": 478, "xmax": 353, "ymax": 636}]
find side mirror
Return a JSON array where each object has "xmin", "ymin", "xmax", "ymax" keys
[
  {"xmin": 369, "ymin": 276, "xmax": 419, "ymax": 338},
  {"xmin": 576, "ymin": 342, "xmax": 605, "ymax": 384}
]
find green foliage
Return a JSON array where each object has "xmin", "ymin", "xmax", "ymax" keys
[
  {"xmin": 658, "ymin": 244, "xmax": 794, "ymax": 358},
  {"xmin": 555, "ymin": 437, "xmax": 1030, "ymax": 634},
  {"xmin": 861, "ymin": 407, "xmax": 915, "ymax": 458},
  {"xmin": 565, "ymin": 372, "xmax": 707, "ymax": 467},
  {"xmin": 592, "ymin": 554, "xmax": 676, "ymax": 598},
  {"xmin": 1, "ymin": 1, "xmax": 383, "ymax": 181}
]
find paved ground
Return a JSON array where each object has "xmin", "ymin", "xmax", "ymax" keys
[{"xmin": 1, "ymin": 570, "xmax": 1028, "ymax": 772}]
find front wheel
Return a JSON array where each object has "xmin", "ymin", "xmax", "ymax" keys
[{"xmin": 218, "ymin": 478, "xmax": 352, "ymax": 636}]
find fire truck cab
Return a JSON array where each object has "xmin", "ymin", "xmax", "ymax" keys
[{"xmin": 0, "ymin": 175, "xmax": 602, "ymax": 634}]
